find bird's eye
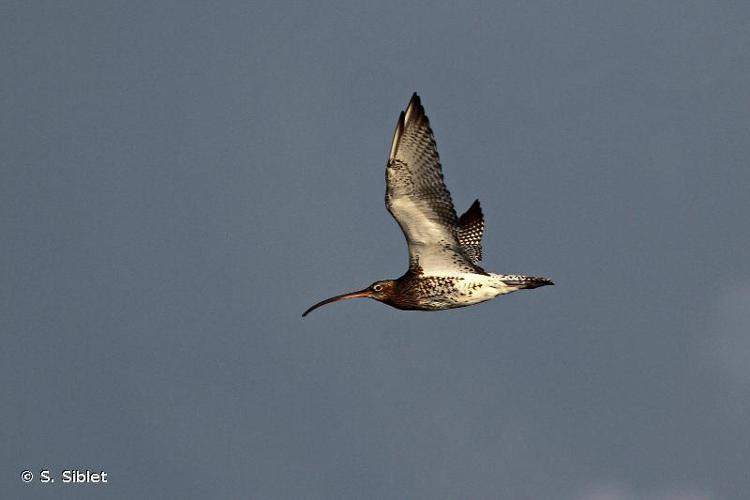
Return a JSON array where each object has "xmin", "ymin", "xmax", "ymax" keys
[{"xmin": 373, "ymin": 284, "xmax": 383, "ymax": 292}]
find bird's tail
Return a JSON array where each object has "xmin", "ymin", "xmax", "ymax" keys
[{"xmin": 497, "ymin": 274, "xmax": 554, "ymax": 289}]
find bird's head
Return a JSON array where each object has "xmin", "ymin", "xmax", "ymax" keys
[{"xmin": 302, "ymin": 279, "xmax": 397, "ymax": 317}]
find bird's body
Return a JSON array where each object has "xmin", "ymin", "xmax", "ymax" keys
[
  {"xmin": 303, "ymin": 93, "xmax": 552, "ymax": 317},
  {"xmin": 375, "ymin": 272, "xmax": 551, "ymax": 312}
]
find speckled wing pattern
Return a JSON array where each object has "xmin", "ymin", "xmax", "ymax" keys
[
  {"xmin": 457, "ymin": 199, "xmax": 484, "ymax": 264},
  {"xmin": 385, "ymin": 93, "xmax": 486, "ymax": 275}
]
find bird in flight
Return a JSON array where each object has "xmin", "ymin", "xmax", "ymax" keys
[{"xmin": 303, "ymin": 93, "xmax": 552, "ymax": 317}]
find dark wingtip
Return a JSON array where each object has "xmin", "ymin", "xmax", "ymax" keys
[
  {"xmin": 404, "ymin": 92, "xmax": 428, "ymax": 128},
  {"xmin": 407, "ymin": 92, "xmax": 423, "ymax": 112},
  {"xmin": 459, "ymin": 199, "xmax": 483, "ymax": 225}
]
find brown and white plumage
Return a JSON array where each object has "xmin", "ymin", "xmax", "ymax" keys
[
  {"xmin": 302, "ymin": 93, "xmax": 552, "ymax": 317},
  {"xmin": 386, "ymin": 94, "xmax": 485, "ymax": 275}
]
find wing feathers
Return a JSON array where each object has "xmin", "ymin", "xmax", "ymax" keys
[
  {"xmin": 457, "ymin": 199, "xmax": 484, "ymax": 264},
  {"xmin": 385, "ymin": 93, "xmax": 482, "ymax": 275},
  {"xmin": 389, "ymin": 111, "xmax": 405, "ymax": 160}
]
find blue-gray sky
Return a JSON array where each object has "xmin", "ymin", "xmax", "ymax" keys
[{"xmin": 3, "ymin": 1, "xmax": 750, "ymax": 499}]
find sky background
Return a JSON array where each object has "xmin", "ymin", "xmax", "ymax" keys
[{"xmin": 3, "ymin": 1, "xmax": 750, "ymax": 499}]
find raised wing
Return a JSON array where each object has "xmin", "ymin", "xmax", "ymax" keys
[
  {"xmin": 385, "ymin": 93, "xmax": 485, "ymax": 275},
  {"xmin": 457, "ymin": 199, "xmax": 484, "ymax": 264}
]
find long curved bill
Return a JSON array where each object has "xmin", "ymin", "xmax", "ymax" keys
[{"xmin": 302, "ymin": 288, "xmax": 372, "ymax": 317}]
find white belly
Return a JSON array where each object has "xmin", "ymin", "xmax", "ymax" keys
[{"xmin": 419, "ymin": 272, "xmax": 522, "ymax": 309}]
